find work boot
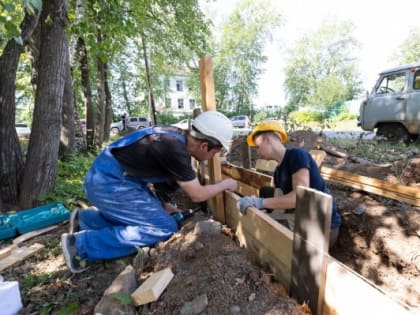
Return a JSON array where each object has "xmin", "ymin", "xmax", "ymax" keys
[
  {"xmin": 61, "ymin": 233, "xmax": 89, "ymax": 273},
  {"xmin": 69, "ymin": 209, "xmax": 80, "ymax": 234}
]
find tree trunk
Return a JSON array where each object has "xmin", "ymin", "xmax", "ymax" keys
[
  {"xmin": 122, "ymin": 79, "xmax": 131, "ymax": 114},
  {"xmin": 141, "ymin": 36, "xmax": 157, "ymax": 125},
  {"xmin": 77, "ymin": 37, "xmax": 95, "ymax": 150},
  {"xmin": 104, "ymin": 62, "xmax": 112, "ymax": 141},
  {"xmin": 0, "ymin": 11, "xmax": 40, "ymax": 207},
  {"xmin": 28, "ymin": 8, "xmax": 75, "ymax": 157},
  {"xmin": 95, "ymin": 31, "xmax": 106, "ymax": 146},
  {"xmin": 59, "ymin": 50, "xmax": 76, "ymax": 156},
  {"xmin": 19, "ymin": 0, "xmax": 69, "ymax": 208}
]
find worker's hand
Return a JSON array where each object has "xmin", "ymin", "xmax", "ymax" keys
[
  {"xmin": 238, "ymin": 197, "xmax": 264, "ymax": 215},
  {"xmin": 223, "ymin": 178, "xmax": 237, "ymax": 191},
  {"xmin": 164, "ymin": 202, "xmax": 181, "ymax": 214}
]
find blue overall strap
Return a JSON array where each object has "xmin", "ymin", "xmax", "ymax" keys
[
  {"xmin": 108, "ymin": 126, "xmax": 186, "ymax": 150},
  {"xmin": 152, "ymin": 126, "xmax": 187, "ymax": 145}
]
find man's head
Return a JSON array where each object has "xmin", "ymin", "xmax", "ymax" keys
[
  {"xmin": 246, "ymin": 120, "xmax": 288, "ymax": 147},
  {"xmin": 188, "ymin": 111, "xmax": 233, "ymax": 161},
  {"xmin": 246, "ymin": 120, "xmax": 287, "ymax": 160}
]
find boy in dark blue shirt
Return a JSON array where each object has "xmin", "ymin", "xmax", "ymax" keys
[{"xmin": 239, "ymin": 120, "xmax": 341, "ymax": 247}]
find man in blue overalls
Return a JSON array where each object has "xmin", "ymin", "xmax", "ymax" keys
[{"xmin": 61, "ymin": 111, "xmax": 237, "ymax": 273}]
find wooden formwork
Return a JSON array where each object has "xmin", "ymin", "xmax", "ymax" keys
[{"xmin": 219, "ymin": 167, "xmax": 414, "ymax": 315}]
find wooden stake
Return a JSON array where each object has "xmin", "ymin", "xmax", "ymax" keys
[{"xmin": 198, "ymin": 56, "xmax": 225, "ymax": 223}]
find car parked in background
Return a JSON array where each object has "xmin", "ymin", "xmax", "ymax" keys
[
  {"xmin": 110, "ymin": 116, "xmax": 151, "ymax": 134},
  {"xmin": 231, "ymin": 115, "xmax": 251, "ymax": 128},
  {"xmin": 171, "ymin": 119, "xmax": 192, "ymax": 130},
  {"xmin": 358, "ymin": 61, "xmax": 420, "ymax": 141},
  {"xmin": 15, "ymin": 123, "xmax": 31, "ymax": 138}
]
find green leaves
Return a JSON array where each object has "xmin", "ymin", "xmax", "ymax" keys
[
  {"xmin": 0, "ymin": 0, "xmax": 42, "ymax": 50},
  {"xmin": 393, "ymin": 26, "xmax": 420, "ymax": 64},
  {"xmin": 284, "ymin": 18, "xmax": 362, "ymax": 119},
  {"xmin": 111, "ymin": 292, "xmax": 134, "ymax": 305},
  {"xmin": 212, "ymin": 0, "xmax": 282, "ymax": 113}
]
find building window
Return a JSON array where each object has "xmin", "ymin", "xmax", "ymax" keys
[
  {"xmin": 177, "ymin": 98, "xmax": 184, "ymax": 109},
  {"xmin": 164, "ymin": 79, "xmax": 170, "ymax": 89},
  {"xmin": 189, "ymin": 99, "xmax": 195, "ymax": 109},
  {"xmin": 165, "ymin": 98, "xmax": 171, "ymax": 108},
  {"xmin": 176, "ymin": 80, "xmax": 183, "ymax": 92}
]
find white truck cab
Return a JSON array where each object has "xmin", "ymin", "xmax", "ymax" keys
[{"xmin": 358, "ymin": 61, "xmax": 420, "ymax": 141}]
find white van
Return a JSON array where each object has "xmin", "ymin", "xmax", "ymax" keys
[
  {"xmin": 358, "ymin": 61, "xmax": 420, "ymax": 141},
  {"xmin": 110, "ymin": 116, "xmax": 150, "ymax": 134}
]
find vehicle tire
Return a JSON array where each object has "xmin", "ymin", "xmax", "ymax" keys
[
  {"xmin": 376, "ymin": 124, "xmax": 409, "ymax": 143},
  {"xmin": 110, "ymin": 127, "xmax": 120, "ymax": 136}
]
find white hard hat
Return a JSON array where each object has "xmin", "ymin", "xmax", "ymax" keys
[{"xmin": 192, "ymin": 111, "xmax": 233, "ymax": 151}]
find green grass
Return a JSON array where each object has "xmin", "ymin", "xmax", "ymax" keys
[
  {"xmin": 38, "ymin": 153, "xmax": 96, "ymax": 210},
  {"xmin": 327, "ymin": 136, "xmax": 420, "ymax": 164}
]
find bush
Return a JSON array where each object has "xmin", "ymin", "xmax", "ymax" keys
[
  {"xmin": 334, "ymin": 111, "xmax": 357, "ymax": 121},
  {"xmin": 288, "ymin": 109, "xmax": 324, "ymax": 123}
]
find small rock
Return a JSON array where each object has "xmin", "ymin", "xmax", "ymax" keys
[
  {"xmin": 248, "ymin": 293, "xmax": 256, "ymax": 301},
  {"xmin": 352, "ymin": 204, "xmax": 365, "ymax": 215},
  {"xmin": 193, "ymin": 241, "xmax": 204, "ymax": 251},
  {"xmin": 193, "ymin": 220, "xmax": 222, "ymax": 235},
  {"xmin": 149, "ymin": 248, "xmax": 158, "ymax": 257},
  {"xmin": 179, "ymin": 294, "xmax": 208, "ymax": 315},
  {"xmin": 229, "ymin": 305, "xmax": 241, "ymax": 313}
]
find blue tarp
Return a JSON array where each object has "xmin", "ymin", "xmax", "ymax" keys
[{"xmin": 0, "ymin": 203, "xmax": 70, "ymax": 240}]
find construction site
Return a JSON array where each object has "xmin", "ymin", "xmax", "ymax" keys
[{"xmin": 1, "ymin": 58, "xmax": 419, "ymax": 315}]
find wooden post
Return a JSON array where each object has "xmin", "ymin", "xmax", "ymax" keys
[
  {"xmin": 198, "ymin": 56, "xmax": 225, "ymax": 223},
  {"xmin": 290, "ymin": 186, "xmax": 332, "ymax": 315},
  {"xmin": 240, "ymin": 140, "xmax": 251, "ymax": 169}
]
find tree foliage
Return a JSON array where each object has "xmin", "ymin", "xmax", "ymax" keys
[
  {"xmin": 0, "ymin": 0, "xmax": 42, "ymax": 49},
  {"xmin": 284, "ymin": 18, "xmax": 362, "ymax": 118},
  {"xmin": 211, "ymin": 0, "xmax": 281, "ymax": 114},
  {"xmin": 392, "ymin": 26, "xmax": 420, "ymax": 64}
]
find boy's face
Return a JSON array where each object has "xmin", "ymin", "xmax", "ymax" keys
[{"xmin": 253, "ymin": 134, "xmax": 271, "ymax": 159}]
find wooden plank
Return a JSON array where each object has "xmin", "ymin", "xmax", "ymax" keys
[
  {"xmin": 224, "ymin": 191, "xmax": 293, "ymax": 288},
  {"xmin": 221, "ymin": 173, "xmax": 259, "ymax": 197},
  {"xmin": 199, "ymin": 56, "xmax": 225, "ymax": 223},
  {"xmin": 309, "ymin": 149, "xmax": 327, "ymax": 168},
  {"xmin": 221, "ymin": 163, "xmax": 272, "ymax": 188},
  {"xmin": 255, "ymin": 159, "xmax": 278, "ymax": 173},
  {"xmin": 12, "ymin": 224, "xmax": 60, "ymax": 245},
  {"xmin": 131, "ymin": 267, "xmax": 174, "ymax": 306},
  {"xmin": 0, "ymin": 245, "xmax": 16, "ymax": 259},
  {"xmin": 290, "ymin": 187, "xmax": 332, "ymax": 315},
  {"xmin": 323, "ymin": 257, "xmax": 412, "ymax": 315},
  {"xmin": 227, "ymin": 158, "xmax": 420, "ymax": 206},
  {"xmin": 240, "ymin": 141, "xmax": 251, "ymax": 169},
  {"xmin": 320, "ymin": 167, "xmax": 420, "ymax": 206},
  {"xmin": 0, "ymin": 243, "xmax": 44, "ymax": 271}
]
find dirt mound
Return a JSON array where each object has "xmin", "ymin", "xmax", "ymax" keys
[{"xmin": 142, "ymin": 212, "xmax": 308, "ymax": 314}]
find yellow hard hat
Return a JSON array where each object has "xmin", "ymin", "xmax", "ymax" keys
[{"xmin": 246, "ymin": 120, "xmax": 288, "ymax": 146}]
